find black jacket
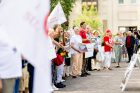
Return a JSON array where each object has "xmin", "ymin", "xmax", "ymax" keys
[{"xmin": 125, "ymin": 36, "xmax": 135, "ymax": 48}]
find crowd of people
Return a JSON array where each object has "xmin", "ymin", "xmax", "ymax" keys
[
  {"xmin": 48, "ymin": 22, "xmax": 140, "ymax": 91},
  {"xmin": 0, "ymin": 21, "xmax": 140, "ymax": 93}
]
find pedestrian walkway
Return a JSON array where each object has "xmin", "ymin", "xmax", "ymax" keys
[{"xmin": 55, "ymin": 63, "xmax": 140, "ymax": 93}]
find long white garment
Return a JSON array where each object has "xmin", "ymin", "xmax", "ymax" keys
[
  {"xmin": 0, "ymin": 27, "xmax": 22, "ymax": 79},
  {"xmin": 104, "ymin": 52, "xmax": 112, "ymax": 68}
]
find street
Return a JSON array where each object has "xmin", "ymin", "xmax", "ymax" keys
[{"xmin": 55, "ymin": 63, "xmax": 140, "ymax": 93}]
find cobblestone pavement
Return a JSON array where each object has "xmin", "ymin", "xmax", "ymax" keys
[{"xmin": 55, "ymin": 62, "xmax": 140, "ymax": 93}]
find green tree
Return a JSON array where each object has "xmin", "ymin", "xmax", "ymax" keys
[
  {"xmin": 51, "ymin": 0, "xmax": 75, "ymax": 20},
  {"xmin": 74, "ymin": 3, "xmax": 102, "ymax": 30}
]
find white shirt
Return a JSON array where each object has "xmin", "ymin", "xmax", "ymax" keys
[
  {"xmin": 70, "ymin": 35, "xmax": 82, "ymax": 54},
  {"xmin": 0, "ymin": 26, "xmax": 22, "ymax": 79}
]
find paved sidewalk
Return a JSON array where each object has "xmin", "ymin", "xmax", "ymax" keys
[{"xmin": 55, "ymin": 63, "xmax": 140, "ymax": 93}]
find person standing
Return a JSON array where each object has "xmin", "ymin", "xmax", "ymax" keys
[
  {"xmin": 125, "ymin": 31, "xmax": 135, "ymax": 63},
  {"xmin": 0, "ymin": 26, "xmax": 22, "ymax": 93},
  {"xmin": 79, "ymin": 22, "xmax": 91, "ymax": 77},
  {"xmin": 122, "ymin": 32, "xmax": 128, "ymax": 62},
  {"xmin": 114, "ymin": 32, "xmax": 123, "ymax": 67},
  {"xmin": 50, "ymin": 24, "xmax": 66, "ymax": 89},
  {"xmin": 70, "ymin": 26, "xmax": 83, "ymax": 78},
  {"xmin": 86, "ymin": 26, "xmax": 94, "ymax": 71},
  {"xmin": 92, "ymin": 31, "xmax": 102, "ymax": 70},
  {"xmin": 103, "ymin": 29, "xmax": 113, "ymax": 70}
]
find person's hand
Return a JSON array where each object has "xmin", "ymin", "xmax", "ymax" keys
[
  {"xmin": 21, "ymin": 55, "xmax": 26, "ymax": 60},
  {"xmin": 78, "ymin": 50, "xmax": 83, "ymax": 53},
  {"xmin": 61, "ymin": 45, "xmax": 67, "ymax": 51}
]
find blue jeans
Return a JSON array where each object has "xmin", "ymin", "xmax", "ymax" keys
[{"xmin": 13, "ymin": 78, "xmax": 20, "ymax": 93}]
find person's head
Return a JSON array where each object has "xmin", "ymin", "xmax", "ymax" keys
[
  {"xmin": 127, "ymin": 31, "xmax": 132, "ymax": 36},
  {"xmin": 73, "ymin": 26, "xmax": 80, "ymax": 35},
  {"xmin": 53, "ymin": 24, "xmax": 62, "ymax": 38},
  {"xmin": 93, "ymin": 30, "xmax": 99, "ymax": 37},
  {"xmin": 80, "ymin": 22, "xmax": 86, "ymax": 29},
  {"xmin": 86, "ymin": 25, "xmax": 91, "ymax": 33},
  {"xmin": 64, "ymin": 31, "xmax": 70, "ymax": 38},
  {"xmin": 123, "ymin": 32, "xmax": 127, "ymax": 37},
  {"xmin": 105, "ymin": 29, "xmax": 112, "ymax": 37},
  {"xmin": 117, "ymin": 31, "xmax": 123, "ymax": 37}
]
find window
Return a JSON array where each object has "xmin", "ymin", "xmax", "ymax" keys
[
  {"xmin": 118, "ymin": 0, "xmax": 124, "ymax": 4},
  {"xmin": 131, "ymin": 0, "xmax": 136, "ymax": 4}
]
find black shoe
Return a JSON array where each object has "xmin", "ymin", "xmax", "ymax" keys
[
  {"xmin": 127, "ymin": 61, "xmax": 130, "ymax": 63},
  {"xmin": 72, "ymin": 76, "xmax": 77, "ymax": 78},
  {"xmin": 88, "ymin": 69, "xmax": 94, "ymax": 71},
  {"xmin": 80, "ymin": 74, "xmax": 87, "ymax": 77},
  {"xmin": 85, "ymin": 72, "xmax": 91, "ymax": 75},
  {"xmin": 55, "ymin": 82, "xmax": 66, "ymax": 88},
  {"xmin": 115, "ymin": 65, "xmax": 120, "ymax": 68}
]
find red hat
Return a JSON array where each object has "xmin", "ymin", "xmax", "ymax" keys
[{"xmin": 106, "ymin": 29, "xmax": 111, "ymax": 33}]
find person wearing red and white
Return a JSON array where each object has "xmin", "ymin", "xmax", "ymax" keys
[
  {"xmin": 103, "ymin": 29, "xmax": 113, "ymax": 70},
  {"xmin": 79, "ymin": 22, "xmax": 91, "ymax": 77}
]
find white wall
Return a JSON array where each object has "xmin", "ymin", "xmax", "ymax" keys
[{"xmin": 99, "ymin": 0, "xmax": 140, "ymax": 34}]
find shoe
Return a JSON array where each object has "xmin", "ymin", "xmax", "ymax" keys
[
  {"xmin": 108, "ymin": 68, "xmax": 112, "ymax": 70},
  {"xmin": 126, "ymin": 61, "xmax": 130, "ymax": 63},
  {"xmin": 80, "ymin": 74, "xmax": 87, "ymax": 77},
  {"xmin": 88, "ymin": 69, "xmax": 94, "ymax": 71},
  {"xmin": 93, "ymin": 69, "xmax": 97, "ymax": 71},
  {"xmin": 72, "ymin": 76, "xmax": 77, "ymax": 78},
  {"xmin": 55, "ymin": 82, "xmax": 66, "ymax": 88},
  {"xmin": 115, "ymin": 65, "xmax": 120, "ymax": 68},
  {"xmin": 61, "ymin": 79, "xmax": 65, "ymax": 82},
  {"xmin": 52, "ymin": 85, "xmax": 59, "ymax": 91},
  {"xmin": 85, "ymin": 72, "xmax": 91, "ymax": 75}
]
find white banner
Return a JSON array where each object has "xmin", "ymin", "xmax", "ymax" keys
[
  {"xmin": 85, "ymin": 43, "xmax": 94, "ymax": 58},
  {"xmin": 0, "ymin": 0, "xmax": 55, "ymax": 93},
  {"xmin": 48, "ymin": 2, "xmax": 67, "ymax": 28}
]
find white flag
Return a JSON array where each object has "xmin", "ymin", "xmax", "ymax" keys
[
  {"xmin": 0, "ymin": 0, "xmax": 56, "ymax": 93},
  {"xmin": 48, "ymin": 2, "xmax": 67, "ymax": 28}
]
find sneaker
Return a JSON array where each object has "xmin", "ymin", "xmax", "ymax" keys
[{"xmin": 52, "ymin": 85, "xmax": 59, "ymax": 91}]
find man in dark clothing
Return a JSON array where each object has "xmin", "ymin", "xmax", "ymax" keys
[{"xmin": 125, "ymin": 31, "xmax": 135, "ymax": 62}]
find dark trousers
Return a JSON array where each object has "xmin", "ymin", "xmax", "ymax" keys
[
  {"xmin": 87, "ymin": 57, "xmax": 92, "ymax": 71},
  {"xmin": 13, "ymin": 78, "xmax": 20, "ymax": 93},
  {"xmin": 27, "ymin": 64, "xmax": 34, "ymax": 93},
  {"xmin": 126, "ymin": 47, "xmax": 134, "ymax": 62},
  {"xmin": 82, "ymin": 53, "xmax": 88, "ymax": 74},
  {"xmin": 52, "ymin": 62, "xmax": 57, "ymax": 84}
]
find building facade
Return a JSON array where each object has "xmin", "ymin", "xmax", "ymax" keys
[{"xmin": 99, "ymin": 0, "xmax": 140, "ymax": 34}]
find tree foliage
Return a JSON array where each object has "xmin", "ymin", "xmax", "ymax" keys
[
  {"xmin": 74, "ymin": 3, "xmax": 102, "ymax": 30},
  {"xmin": 51, "ymin": 0, "xmax": 75, "ymax": 20}
]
